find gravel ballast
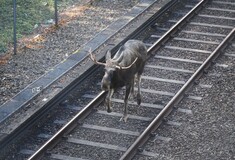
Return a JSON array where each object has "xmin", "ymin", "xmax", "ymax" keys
[
  {"xmin": 1, "ymin": 0, "xmax": 234, "ymax": 159},
  {"xmin": 0, "ymin": 0, "xmax": 140, "ymax": 106},
  {"xmin": 139, "ymin": 42, "xmax": 235, "ymax": 160}
]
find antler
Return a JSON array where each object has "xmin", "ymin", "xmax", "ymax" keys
[
  {"xmin": 114, "ymin": 57, "xmax": 138, "ymax": 70},
  {"xmin": 89, "ymin": 48, "xmax": 107, "ymax": 66},
  {"xmin": 89, "ymin": 48, "xmax": 138, "ymax": 69}
]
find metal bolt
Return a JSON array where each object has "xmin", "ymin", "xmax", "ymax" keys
[
  {"xmin": 62, "ymin": 136, "xmax": 68, "ymax": 140},
  {"xmin": 163, "ymin": 117, "xmax": 168, "ymax": 122},
  {"xmin": 45, "ymin": 151, "xmax": 52, "ymax": 156},
  {"xmin": 78, "ymin": 121, "xmax": 83, "ymax": 125},
  {"xmin": 184, "ymin": 93, "xmax": 189, "ymax": 97},
  {"xmin": 194, "ymin": 80, "xmax": 200, "ymax": 85},
  {"xmin": 203, "ymin": 69, "xmax": 208, "ymax": 74},
  {"xmin": 150, "ymin": 132, "xmax": 156, "ymax": 137},
  {"xmin": 137, "ymin": 147, "xmax": 144, "ymax": 153},
  {"xmin": 92, "ymin": 107, "xmax": 98, "ymax": 112},
  {"xmin": 172, "ymin": 105, "xmax": 177, "ymax": 110}
]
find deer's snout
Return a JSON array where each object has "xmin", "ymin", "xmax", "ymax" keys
[{"xmin": 101, "ymin": 73, "xmax": 111, "ymax": 91}]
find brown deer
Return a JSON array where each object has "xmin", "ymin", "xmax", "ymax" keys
[{"xmin": 89, "ymin": 40, "xmax": 147, "ymax": 122}]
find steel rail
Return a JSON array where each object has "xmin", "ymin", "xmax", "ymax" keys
[
  {"xmin": 1, "ymin": 0, "xmax": 179, "ymax": 154},
  {"xmin": 120, "ymin": 28, "xmax": 235, "ymax": 160},
  {"xmin": 120, "ymin": 29, "xmax": 235, "ymax": 160},
  {"xmin": 28, "ymin": 91, "xmax": 106, "ymax": 160},
  {"xmin": 147, "ymin": 0, "xmax": 208, "ymax": 56},
  {"xmin": 27, "ymin": 0, "xmax": 234, "ymax": 159},
  {"xmin": 120, "ymin": 0, "xmax": 208, "ymax": 159},
  {"xmin": 26, "ymin": 1, "xmax": 179, "ymax": 159},
  {"xmin": 120, "ymin": 4, "xmax": 235, "ymax": 160},
  {"xmin": 107, "ymin": 0, "xmax": 179, "ymax": 57}
]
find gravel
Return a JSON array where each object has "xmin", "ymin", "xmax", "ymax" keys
[
  {"xmin": 136, "ymin": 41, "xmax": 235, "ymax": 160},
  {"xmin": 0, "ymin": 0, "xmax": 140, "ymax": 106},
  {"xmin": 1, "ymin": 1, "xmax": 234, "ymax": 159}
]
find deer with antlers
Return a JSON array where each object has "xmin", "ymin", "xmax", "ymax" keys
[{"xmin": 89, "ymin": 40, "xmax": 147, "ymax": 122}]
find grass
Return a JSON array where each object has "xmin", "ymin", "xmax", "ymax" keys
[
  {"xmin": 0, "ymin": 0, "xmax": 55, "ymax": 53},
  {"xmin": 0, "ymin": 0, "xmax": 84, "ymax": 54}
]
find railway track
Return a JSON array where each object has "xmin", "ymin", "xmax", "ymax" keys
[{"xmin": 2, "ymin": 0, "xmax": 235, "ymax": 159}]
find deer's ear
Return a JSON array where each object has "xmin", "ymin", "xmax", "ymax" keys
[{"xmin": 106, "ymin": 50, "xmax": 112, "ymax": 61}]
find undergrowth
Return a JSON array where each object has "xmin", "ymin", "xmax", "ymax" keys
[{"xmin": 0, "ymin": 0, "xmax": 83, "ymax": 54}]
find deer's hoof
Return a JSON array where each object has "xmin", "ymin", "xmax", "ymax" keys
[
  {"xmin": 137, "ymin": 95, "xmax": 141, "ymax": 105},
  {"xmin": 107, "ymin": 108, "xmax": 112, "ymax": 113},
  {"xmin": 119, "ymin": 115, "xmax": 128, "ymax": 122}
]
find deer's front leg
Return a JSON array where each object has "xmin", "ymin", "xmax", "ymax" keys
[
  {"xmin": 120, "ymin": 84, "xmax": 132, "ymax": 122},
  {"xmin": 106, "ymin": 89, "xmax": 114, "ymax": 113}
]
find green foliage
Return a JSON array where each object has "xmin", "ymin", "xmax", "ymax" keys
[{"xmin": 0, "ymin": 0, "xmax": 55, "ymax": 54}]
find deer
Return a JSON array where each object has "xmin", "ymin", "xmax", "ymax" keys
[{"xmin": 89, "ymin": 39, "xmax": 147, "ymax": 122}]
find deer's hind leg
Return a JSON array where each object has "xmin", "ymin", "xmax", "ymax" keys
[
  {"xmin": 136, "ymin": 73, "xmax": 142, "ymax": 106},
  {"xmin": 130, "ymin": 77, "xmax": 135, "ymax": 100},
  {"xmin": 136, "ymin": 61, "xmax": 145, "ymax": 106}
]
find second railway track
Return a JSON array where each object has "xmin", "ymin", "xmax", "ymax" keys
[{"xmin": 1, "ymin": 0, "xmax": 235, "ymax": 159}]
